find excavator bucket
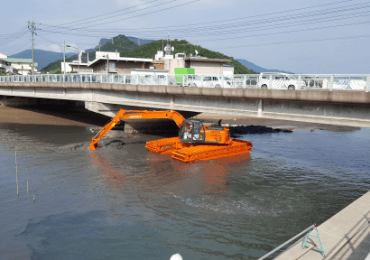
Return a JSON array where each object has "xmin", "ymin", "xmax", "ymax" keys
[{"xmin": 89, "ymin": 140, "xmax": 99, "ymax": 150}]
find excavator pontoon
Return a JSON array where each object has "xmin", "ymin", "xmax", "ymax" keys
[{"xmin": 89, "ymin": 110, "xmax": 252, "ymax": 163}]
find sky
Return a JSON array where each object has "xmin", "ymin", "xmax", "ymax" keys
[{"xmin": 1, "ymin": 0, "xmax": 370, "ymax": 74}]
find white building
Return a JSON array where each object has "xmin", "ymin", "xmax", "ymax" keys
[
  {"xmin": 61, "ymin": 50, "xmax": 93, "ymax": 73},
  {"xmin": 0, "ymin": 52, "xmax": 38, "ymax": 75}
]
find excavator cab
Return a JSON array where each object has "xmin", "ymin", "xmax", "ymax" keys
[{"xmin": 179, "ymin": 120, "xmax": 206, "ymax": 143}]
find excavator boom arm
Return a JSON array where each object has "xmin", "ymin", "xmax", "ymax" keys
[{"xmin": 89, "ymin": 109, "xmax": 185, "ymax": 150}]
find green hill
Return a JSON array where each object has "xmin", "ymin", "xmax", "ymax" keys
[
  {"xmin": 42, "ymin": 35, "xmax": 140, "ymax": 73},
  {"xmin": 120, "ymin": 39, "xmax": 255, "ymax": 74}
]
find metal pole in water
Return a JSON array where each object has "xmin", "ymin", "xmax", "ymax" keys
[
  {"xmin": 15, "ymin": 149, "xmax": 19, "ymax": 196},
  {"xmin": 27, "ymin": 181, "xmax": 29, "ymax": 194}
]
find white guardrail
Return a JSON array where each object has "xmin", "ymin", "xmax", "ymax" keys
[{"xmin": 0, "ymin": 73, "xmax": 369, "ymax": 92}]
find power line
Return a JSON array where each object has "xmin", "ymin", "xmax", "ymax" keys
[
  {"xmin": 38, "ymin": 6, "xmax": 370, "ymax": 43},
  {"xmin": 39, "ymin": 0, "xmax": 358, "ymax": 34},
  {"xmin": 217, "ymin": 34, "xmax": 370, "ymax": 50},
  {"xmin": 41, "ymin": 0, "xmax": 201, "ymax": 31},
  {"xmin": 36, "ymin": 0, "xmax": 370, "ymax": 44},
  {"xmin": 53, "ymin": 0, "xmax": 161, "ymax": 28}
]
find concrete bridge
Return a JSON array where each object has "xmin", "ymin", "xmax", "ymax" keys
[{"xmin": 1, "ymin": 79, "xmax": 370, "ymax": 128}]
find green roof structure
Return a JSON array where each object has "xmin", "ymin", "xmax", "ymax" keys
[{"xmin": 3, "ymin": 58, "xmax": 38, "ymax": 67}]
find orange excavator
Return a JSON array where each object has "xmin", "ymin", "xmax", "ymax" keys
[{"xmin": 89, "ymin": 110, "xmax": 252, "ymax": 163}]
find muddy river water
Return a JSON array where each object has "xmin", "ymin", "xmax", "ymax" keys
[{"xmin": 0, "ymin": 122, "xmax": 369, "ymax": 259}]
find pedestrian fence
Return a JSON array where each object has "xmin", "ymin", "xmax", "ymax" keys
[
  {"xmin": 0, "ymin": 73, "xmax": 369, "ymax": 92},
  {"xmin": 257, "ymin": 224, "xmax": 325, "ymax": 260}
]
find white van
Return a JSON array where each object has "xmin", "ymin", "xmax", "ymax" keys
[
  {"xmin": 258, "ymin": 73, "xmax": 307, "ymax": 90},
  {"xmin": 188, "ymin": 76, "xmax": 233, "ymax": 88}
]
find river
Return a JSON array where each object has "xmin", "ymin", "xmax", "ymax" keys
[{"xmin": 0, "ymin": 122, "xmax": 369, "ymax": 259}]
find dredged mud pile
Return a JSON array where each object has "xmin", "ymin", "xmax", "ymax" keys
[{"xmin": 229, "ymin": 125, "xmax": 292, "ymax": 138}]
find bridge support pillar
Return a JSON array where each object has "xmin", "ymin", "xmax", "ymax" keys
[
  {"xmin": 170, "ymin": 96, "xmax": 175, "ymax": 109},
  {"xmin": 258, "ymin": 99, "xmax": 263, "ymax": 117},
  {"xmin": 84, "ymin": 101, "xmax": 198, "ymax": 137}
]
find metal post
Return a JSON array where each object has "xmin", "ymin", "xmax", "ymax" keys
[
  {"xmin": 366, "ymin": 75, "xmax": 370, "ymax": 92},
  {"xmin": 106, "ymin": 55, "xmax": 109, "ymax": 74},
  {"xmin": 257, "ymin": 225, "xmax": 315, "ymax": 260},
  {"xmin": 329, "ymin": 75, "xmax": 334, "ymax": 91},
  {"xmin": 243, "ymin": 75, "xmax": 246, "ymax": 88},
  {"xmin": 63, "ymin": 40, "xmax": 66, "ymax": 75},
  {"xmin": 201, "ymin": 75, "xmax": 203, "ymax": 88},
  {"xmin": 297, "ymin": 75, "xmax": 302, "ymax": 90},
  {"xmin": 269, "ymin": 75, "xmax": 272, "ymax": 89}
]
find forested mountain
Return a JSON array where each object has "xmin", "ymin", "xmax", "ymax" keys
[
  {"xmin": 10, "ymin": 50, "xmax": 75, "ymax": 70},
  {"xmin": 237, "ymin": 59, "xmax": 293, "ymax": 74},
  {"xmin": 42, "ymin": 35, "xmax": 141, "ymax": 72},
  {"xmin": 41, "ymin": 36, "xmax": 255, "ymax": 74}
]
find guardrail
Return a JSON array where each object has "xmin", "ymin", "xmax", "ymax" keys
[
  {"xmin": 0, "ymin": 73, "xmax": 369, "ymax": 92},
  {"xmin": 258, "ymin": 224, "xmax": 325, "ymax": 260}
]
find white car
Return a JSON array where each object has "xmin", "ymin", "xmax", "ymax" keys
[
  {"xmin": 321, "ymin": 78, "xmax": 367, "ymax": 91},
  {"xmin": 258, "ymin": 72, "xmax": 307, "ymax": 90},
  {"xmin": 185, "ymin": 75, "xmax": 234, "ymax": 88}
]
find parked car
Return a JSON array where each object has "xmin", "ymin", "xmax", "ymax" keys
[
  {"xmin": 321, "ymin": 77, "xmax": 367, "ymax": 90},
  {"xmin": 258, "ymin": 73, "xmax": 307, "ymax": 90},
  {"xmin": 186, "ymin": 76, "xmax": 234, "ymax": 88}
]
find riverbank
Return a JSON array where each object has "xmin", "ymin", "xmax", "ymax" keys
[
  {"xmin": 274, "ymin": 190, "xmax": 370, "ymax": 260},
  {"xmin": 0, "ymin": 105, "xmax": 360, "ymax": 132},
  {"xmin": 0, "ymin": 105, "xmax": 108, "ymax": 127},
  {"xmin": 191, "ymin": 113, "xmax": 361, "ymax": 131}
]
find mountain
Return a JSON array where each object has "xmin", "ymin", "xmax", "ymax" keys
[
  {"xmin": 42, "ymin": 35, "xmax": 142, "ymax": 73},
  {"xmin": 126, "ymin": 36, "xmax": 156, "ymax": 46},
  {"xmin": 237, "ymin": 59, "xmax": 293, "ymax": 74},
  {"xmin": 10, "ymin": 49, "xmax": 75, "ymax": 70},
  {"xmin": 121, "ymin": 39, "xmax": 255, "ymax": 74}
]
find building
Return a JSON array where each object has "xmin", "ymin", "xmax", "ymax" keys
[
  {"xmin": 59, "ymin": 40, "xmax": 232, "ymax": 76},
  {"xmin": 61, "ymin": 50, "xmax": 92, "ymax": 73},
  {"xmin": 223, "ymin": 64, "xmax": 235, "ymax": 76},
  {"xmin": 0, "ymin": 52, "xmax": 38, "ymax": 75},
  {"xmin": 154, "ymin": 40, "xmax": 232, "ymax": 75},
  {"xmin": 3, "ymin": 58, "xmax": 38, "ymax": 75},
  {"xmin": 88, "ymin": 55, "xmax": 153, "ymax": 74}
]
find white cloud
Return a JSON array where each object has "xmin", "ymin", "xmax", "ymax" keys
[
  {"xmin": 35, "ymin": 43, "xmax": 63, "ymax": 53},
  {"xmin": 112, "ymin": 0, "xmax": 152, "ymax": 9}
]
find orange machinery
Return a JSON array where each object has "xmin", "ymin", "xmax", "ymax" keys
[{"xmin": 89, "ymin": 109, "xmax": 253, "ymax": 163}]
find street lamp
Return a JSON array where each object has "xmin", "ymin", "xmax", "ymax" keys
[{"xmin": 66, "ymin": 44, "xmax": 80, "ymax": 73}]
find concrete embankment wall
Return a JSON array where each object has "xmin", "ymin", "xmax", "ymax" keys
[{"xmin": 274, "ymin": 190, "xmax": 370, "ymax": 260}]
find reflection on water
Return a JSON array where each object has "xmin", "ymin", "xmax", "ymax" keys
[{"xmin": 0, "ymin": 123, "xmax": 369, "ymax": 259}]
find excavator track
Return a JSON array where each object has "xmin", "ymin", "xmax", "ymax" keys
[
  {"xmin": 145, "ymin": 137, "xmax": 181, "ymax": 154},
  {"xmin": 171, "ymin": 140, "xmax": 253, "ymax": 163}
]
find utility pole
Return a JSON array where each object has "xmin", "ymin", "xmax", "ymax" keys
[
  {"xmin": 63, "ymin": 40, "xmax": 66, "ymax": 74},
  {"xmin": 28, "ymin": 21, "xmax": 37, "ymax": 75}
]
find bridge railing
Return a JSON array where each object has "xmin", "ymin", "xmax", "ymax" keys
[{"xmin": 0, "ymin": 73, "xmax": 369, "ymax": 92}]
